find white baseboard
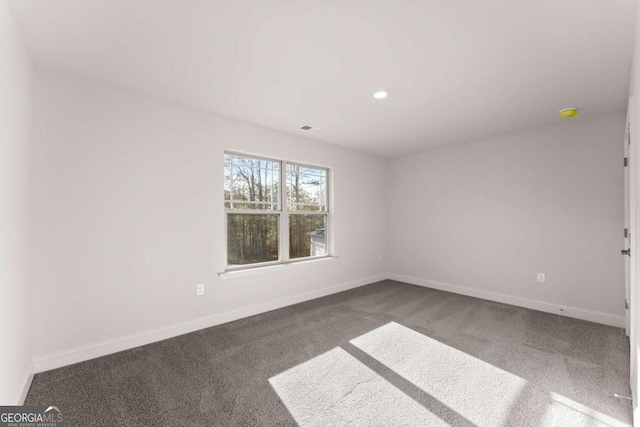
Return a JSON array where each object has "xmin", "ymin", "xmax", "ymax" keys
[
  {"xmin": 388, "ymin": 273, "xmax": 625, "ymax": 328},
  {"xmin": 17, "ymin": 360, "xmax": 34, "ymax": 404},
  {"xmin": 34, "ymin": 274, "xmax": 387, "ymax": 373},
  {"xmin": 34, "ymin": 272, "xmax": 621, "ymax": 374}
]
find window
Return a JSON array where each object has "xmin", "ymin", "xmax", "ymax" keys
[{"xmin": 224, "ymin": 153, "xmax": 329, "ymax": 269}]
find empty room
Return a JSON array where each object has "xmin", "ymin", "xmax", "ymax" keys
[{"xmin": 3, "ymin": 0, "xmax": 640, "ymax": 426}]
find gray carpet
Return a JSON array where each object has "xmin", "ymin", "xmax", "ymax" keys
[{"xmin": 25, "ymin": 280, "xmax": 632, "ymax": 426}]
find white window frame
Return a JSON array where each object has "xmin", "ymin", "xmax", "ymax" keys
[{"xmin": 224, "ymin": 151, "xmax": 331, "ymax": 272}]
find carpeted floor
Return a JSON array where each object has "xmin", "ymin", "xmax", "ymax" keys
[{"xmin": 26, "ymin": 280, "xmax": 632, "ymax": 426}]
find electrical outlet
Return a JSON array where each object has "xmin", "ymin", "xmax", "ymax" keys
[
  {"xmin": 537, "ymin": 273, "xmax": 546, "ymax": 283},
  {"xmin": 196, "ymin": 284, "xmax": 205, "ymax": 296}
]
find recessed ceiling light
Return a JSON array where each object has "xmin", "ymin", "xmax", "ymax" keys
[
  {"xmin": 558, "ymin": 108, "xmax": 579, "ymax": 118},
  {"xmin": 373, "ymin": 91, "xmax": 388, "ymax": 99}
]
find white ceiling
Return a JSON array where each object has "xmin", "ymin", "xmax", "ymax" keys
[{"xmin": 9, "ymin": 0, "xmax": 637, "ymax": 158}]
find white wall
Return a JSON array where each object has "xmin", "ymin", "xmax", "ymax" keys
[
  {"xmin": 29, "ymin": 71, "xmax": 387, "ymax": 370},
  {"xmin": 0, "ymin": 0, "xmax": 33, "ymax": 404},
  {"xmin": 388, "ymin": 113, "xmax": 626, "ymax": 323}
]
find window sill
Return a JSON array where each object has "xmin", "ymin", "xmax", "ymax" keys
[{"xmin": 218, "ymin": 256, "xmax": 338, "ymax": 280}]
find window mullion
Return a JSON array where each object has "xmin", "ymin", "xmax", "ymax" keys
[
  {"xmin": 229, "ymin": 158, "xmax": 234, "ymax": 209},
  {"xmin": 280, "ymin": 161, "xmax": 289, "ymax": 262}
]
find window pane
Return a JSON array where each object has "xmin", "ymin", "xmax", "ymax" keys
[
  {"xmin": 289, "ymin": 215, "xmax": 327, "ymax": 259},
  {"xmin": 227, "ymin": 214, "xmax": 279, "ymax": 266},
  {"xmin": 225, "ymin": 154, "xmax": 280, "ymax": 210},
  {"xmin": 286, "ymin": 164, "xmax": 327, "ymax": 211}
]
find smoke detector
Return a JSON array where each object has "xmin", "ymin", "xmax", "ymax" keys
[{"xmin": 558, "ymin": 108, "xmax": 579, "ymax": 118}]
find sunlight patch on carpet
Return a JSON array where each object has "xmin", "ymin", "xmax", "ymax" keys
[
  {"xmin": 540, "ymin": 392, "xmax": 629, "ymax": 427},
  {"xmin": 350, "ymin": 322, "xmax": 527, "ymax": 427},
  {"xmin": 350, "ymin": 322, "xmax": 630, "ymax": 427},
  {"xmin": 269, "ymin": 347, "xmax": 447, "ymax": 427}
]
